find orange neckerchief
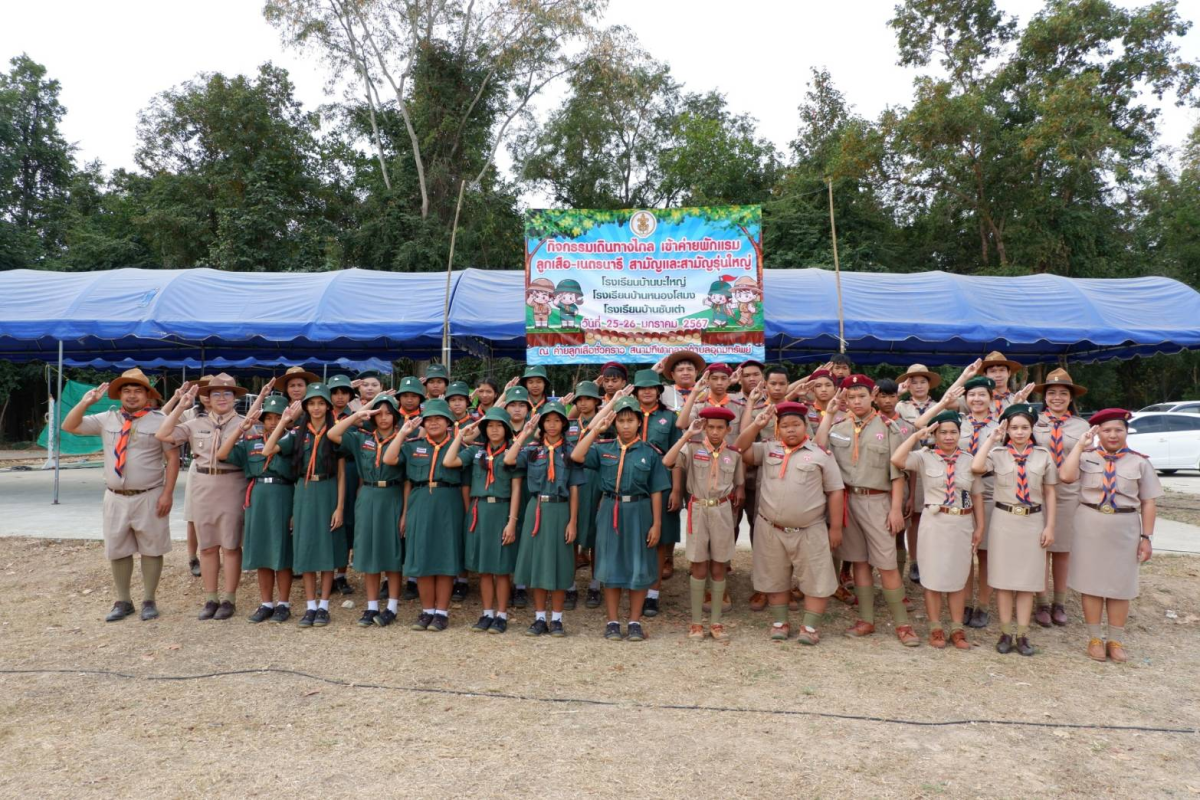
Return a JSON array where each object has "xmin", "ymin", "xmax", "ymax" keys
[
  {"xmin": 993, "ymin": 392, "xmax": 1010, "ymax": 419},
  {"xmin": 1047, "ymin": 412, "xmax": 1071, "ymax": 467},
  {"xmin": 706, "ymin": 439, "xmax": 726, "ymax": 492},
  {"xmin": 484, "ymin": 442, "xmax": 506, "ymax": 489},
  {"xmin": 851, "ymin": 410, "xmax": 877, "ymax": 464},
  {"xmin": 426, "ymin": 434, "xmax": 450, "ymax": 492},
  {"xmin": 305, "ymin": 421, "xmax": 327, "ymax": 484},
  {"xmin": 639, "ymin": 402, "xmax": 660, "ymax": 441},
  {"xmin": 373, "ymin": 427, "xmax": 398, "ymax": 469},
  {"xmin": 935, "ymin": 447, "xmax": 964, "ymax": 505},
  {"xmin": 612, "ymin": 438, "xmax": 633, "ymax": 528},
  {"xmin": 778, "ymin": 437, "xmax": 808, "ymax": 478},
  {"xmin": 114, "ymin": 409, "xmax": 150, "ymax": 478},
  {"xmin": 707, "ymin": 393, "xmax": 731, "ymax": 408},
  {"xmin": 543, "ymin": 436, "xmax": 562, "ymax": 483}
]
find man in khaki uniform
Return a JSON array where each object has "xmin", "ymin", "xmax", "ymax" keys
[
  {"xmin": 736, "ymin": 401, "xmax": 845, "ymax": 645},
  {"xmin": 817, "ymin": 374, "xmax": 918, "ymax": 646},
  {"xmin": 64, "ymin": 369, "xmax": 180, "ymax": 622},
  {"xmin": 677, "ymin": 363, "xmax": 745, "ymax": 443}
]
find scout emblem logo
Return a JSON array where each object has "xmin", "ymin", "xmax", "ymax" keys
[
  {"xmin": 630, "ymin": 210, "xmax": 657, "ymax": 238},
  {"xmin": 803, "ymin": 454, "xmax": 812, "ymax": 462},
  {"xmin": 658, "ymin": 418, "xmax": 668, "ymax": 425},
  {"xmin": 876, "ymin": 432, "xmax": 885, "ymax": 441}
]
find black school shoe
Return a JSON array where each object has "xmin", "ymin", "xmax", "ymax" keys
[
  {"xmin": 429, "ymin": 614, "xmax": 449, "ymax": 632},
  {"xmin": 513, "ymin": 587, "xmax": 529, "ymax": 608},
  {"xmin": 1016, "ymin": 636, "xmax": 1035, "ymax": 657},
  {"xmin": 564, "ymin": 589, "xmax": 578, "ymax": 610},
  {"xmin": 968, "ymin": 610, "xmax": 990, "ymax": 629},
  {"xmin": 358, "ymin": 609, "xmax": 379, "ymax": 627},
  {"xmin": 313, "ymin": 608, "xmax": 331, "ymax": 627},
  {"xmin": 270, "ymin": 605, "xmax": 291, "ymax": 623},
  {"xmin": 375, "ymin": 609, "xmax": 397, "ymax": 627},
  {"xmin": 402, "ymin": 580, "xmax": 419, "ymax": 601},
  {"xmin": 299, "ymin": 609, "xmax": 318, "ymax": 627},
  {"xmin": 488, "ymin": 617, "xmax": 508, "ymax": 634},
  {"xmin": 525, "ymin": 618, "xmax": 548, "ymax": 636},
  {"xmin": 604, "ymin": 621, "xmax": 623, "ymax": 641},
  {"xmin": 140, "ymin": 601, "xmax": 159, "ymax": 621},
  {"xmin": 197, "ymin": 601, "xmax": 220, "ymax": 621},
  {"xmin": 451, "ymin": 581, "xmax": 469, "ymax": 604},
  {"xmin": 248, "ymin": 605, "xmax": 274, "ymax": 623},
  {"xmin": 189, "ymin": 557, "xmax": 201, "ymax": 578},
  {"xmin": 411, "ymin": 612, "xmax": 433, "ymax": 631},
  {"xmin": 334, "ymin": 576, "xmax": 353, "ymax": 595},
  {"xmin": 472, "ymin": 615, "xmax": 494, "ymax": 632},
  {"xmin": 996, "ymin": 633, "xmax": 1014, "ymax": 654},
  {"xmin": 642, "ymin": 597, "xmax": 659, "ymax": 617},
  {"xmin": 627, "ymin": 621, "xmax": 646, "ymax": 642},
  {"xmin": 549, "ymin": 619, "xmax": 566, "ymax": 638},
  {"xmin": 585, "ymin": 588, "xmax": 602, "ymax": 608},
  {"xmin": 105, "ymin": 601, "xmax": 135, "ymax": 622}
]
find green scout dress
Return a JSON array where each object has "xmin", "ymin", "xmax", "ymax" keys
[
  {"xmin": 640, "ymin": 404, "xmax": 682, "ymax": 544},
  {"xmin": 586, "ymin": 440, "xmax": 672, "ymax": 590},
  {"xmin": 514, "ymin": 440, "xmax": 585, "ymax": 591},
  {"xmin": 462, "ymin": 443, "xmax": 522, "ymax": 575},
  {"xmin": 333, "ymin": 409, "xmax": 358, "ymax": 554},
  {"xmin": 279, "ymin": 428, "xmax": 344, "ymax": 574},
  {"xmin": 396, "ymin": 435, "xmax": 465, "ymax": 577},
  {"xmin": 568, "ymin": 416, "xmax": 604, "ymax": 550},
  {"xmin": 339, "ymin": 428, "xmax": 405, "ymax": 574},
  {"xmin": 226, "ymin": 434, "xmax": 294, "ymax": 571}
]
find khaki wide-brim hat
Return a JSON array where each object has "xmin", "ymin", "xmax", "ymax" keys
[
  {"xmin": 198, "ymin": 372, "xmax": 248, "ymax": 398},
  {"xmin": 107, "ymin": 368, "xmax": 162, "ymax": 402},
  {"xmin": 897, "ymin": 363, "xmax": 941, "ymax": 389},
  {"xmin": 979, "ymin": 350, "xmax": 1023, "ymax": 373},
  {"xmin": 1033, "ymin": 368, "xmax": 1088, "ymax": 398},
  {"xmin": 197, "ymin": 374, "xmax": 215, "ymax": 386},
  {"xmin": 663, "ymin": 350, "xmax": 705, "ymax": 377},
  {"xmin": 279, "ymin": 365, "xmax": 319, "ymax": 385}
]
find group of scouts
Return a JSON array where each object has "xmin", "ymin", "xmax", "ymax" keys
[{"xmin": 65, "ymin": 349, "xmax": 1161, "ymax": 660}]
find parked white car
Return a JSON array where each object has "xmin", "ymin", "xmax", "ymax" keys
[
  {"xmin": 1127, "ymin": 412, "xmax": 1200, "ymax": 474},
  {"xmin": 1139, "ymin": 401, "xmax": 1200, "ymax": 414}
]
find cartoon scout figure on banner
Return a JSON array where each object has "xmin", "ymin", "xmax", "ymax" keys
[
  {"xmin": 526, "ymin": 277, "xmax": 556, "ymax": 329},
  {"xmin": 554, "ymin": 279, "xmax": 584, "ymax": 329},
  {"xmin": 732, "ymin": 275, "xmax": 761, "ymax": 327},
  {"xmin": 704, "ymin": 277, "xmax": 736, "ymax": 327}
]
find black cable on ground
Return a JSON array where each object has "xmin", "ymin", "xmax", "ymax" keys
[{"xmin": 2, "ymin": 667, "xmax": 1195, "ymax": 735}]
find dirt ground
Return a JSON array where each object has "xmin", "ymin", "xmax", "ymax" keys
[
  {"xmin": 1159, "ymin": 489, "xmax": 1200, "ymax": 528},
  {"xmin": 1, "ymin": 537, "xmax": 1198, "ymax": 798}
]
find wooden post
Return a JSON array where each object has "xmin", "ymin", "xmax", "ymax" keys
[
  {"xmin": 827, "ymin": 178, "xmax": 846, "ymax": 354},
  {"xmin": 443, "ymin": 180, "xmax": 467, "ymax": 371}
]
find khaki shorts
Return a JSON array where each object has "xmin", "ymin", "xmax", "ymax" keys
[
  {"xmin": 102, "ymin": 487, "xmax": 172, "ymax": 560},
  {"xmin": 685, "ymin": 501, "xmax": 736, "ymax": 564},
  {"xmin": 838, "ymin": 492, "xmax": 897, "ymax": 570},
  {"xmin": 752, "ymin": 515, "xmax": 838, "ymax": 597}
]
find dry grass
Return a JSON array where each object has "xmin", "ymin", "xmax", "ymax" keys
[{"xmin": 1, "ymin": 537, "xmax": 1199, "ymax": 798}]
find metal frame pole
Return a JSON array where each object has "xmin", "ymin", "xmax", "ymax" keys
[{"xmin": 53, "ymin": 340, "xmax": 63, "ymax": 504}]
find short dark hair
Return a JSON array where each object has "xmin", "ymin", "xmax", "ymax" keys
[
  {"xmin": 876, "ymin": 378, "xmax": 899, "ymax": 395},
  {"xmin": 830, "ymin": 354, "xmax": 853, "ymax": 367},
  {"xmin": 477, "ymin": 377, "xmax": 499, "ymax": 392},
  {"xmin": 765, "ymin": 365, "xmax": 789, "ymax": 380}
]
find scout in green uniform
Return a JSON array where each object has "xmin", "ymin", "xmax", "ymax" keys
[
  {"xmin": 507, "ymin": 403, "xmax": 583, "ymax": 637},
  {"xmin": 327, "ymin": 374, "xmax": 359, "ymax": 596},
  {"xmin": 383, "ymin": 398, "xmax": 466, "ymax": 632},
  {"xmin": 571, "ymin": 396, "xmax": 672, "ymax": 642},
  {"xmin": 423, "ymin": 363, "xmax": 450, "ymax": 400},
  {"xmin": 554, "ymin": 278, "xmax": 584, "ymax": 328},
  {"xmin": 262, "ymin": 383, "xmax": 346, "ymax": 628},
  {"xmin": 444, "ymin": 407, "xmax": 523, "ymax": 634},
  {"xmin": 329, "ymin": 395, "xmax": 415, "ymax": 628},
  {"xmin": 631, "ymin": 369, "xmax": 682, "ymax": 617},
  {"xmin": 217, "ymin": 394, "xmax": 296, "ymax": 624},
  {"xmin": 520, "ymin": 365, "xmax": 550, "ymax": 415},
  {"xmin": 445, "ymin": 380, "xmax": 477, "ymax": 603},
  {"xmin": 566, "ymin": 381, "xmax": 605, "ymax": 609},
  {"xmin": 473, "ymin": 378, "xmax": 500, "ymax": 415},
  {"xmin": 393, "ymin": 375, "xmax": 427, "ymax": 601},
  {"xmin": 704, "ymin": 279, "xmax": 734, "ymax": 327},
  {"xmin": 503, "ymin": 386, "xmax": 534, "ymax": 609}
]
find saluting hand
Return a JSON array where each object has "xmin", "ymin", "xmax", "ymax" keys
[
  {"xmin": 651, "ymin": 356, "xmax": 666, "ymax": 374},
  {"xmin": 729, "ymin": 366, "xmax": 743, "ymax": 385},
  {"xmin": 240, "ymin": 408, "xmax": 262, "ymax": 433},
  {"xmin": 457, "ymin": 419, "xmax": 481, "ymax": 439},
  {"xmin": 561, "ymin": 391, "xmax": 575, "ymax": 406},
  {"xmin": 752, "ymin": 405, "xmax": 776, "ymax": 429},
  {"xmin": 962, "ymin": 358, "xmax": 983, "ymax": 379},
  {"xmin": 941, "ymin": 386, "xmax": 964, "ymax": 407},
  {"xmin": 918, "ymin": 423, "xmax": 937, "ymax": 440},
  {"xmin": 398, "ymin": 417, "xmax": 421, "ymax": 439},
  {"xmin": 1082, "ymin": 425, "xmax": 1100, "ymax": 448},
  {"xmin": 897, "ymin": 378, "xmax": 910, "ymax": 396},
  {"xmin": 1014, "ymin": 382, "xmax": 1035, "ymax": 402},
  {"xmin": 989, "ymin": 420, "xmax": 1008, "ymax": 441},
  {"xmin": 83, "ymin": 383, "xmax": 110, "ymax": 405},
  {"xmin": 687, "ymin": 416, "xmax": 705, "ymax": 437},
  {"xmin": 356, "ymin": 406, "xmax": 383, "ymax": 422},
  {"xmin": 282, "ymin": 400, "xmax": 302, "ymax": 423},
  {"xmin": 505, "ymin": 375, "xmax": 521, "ymax": 390}
]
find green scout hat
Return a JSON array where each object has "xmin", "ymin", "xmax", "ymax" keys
[
  {"xmin": 357, "ymin": 369, "xmax": 383, "ymax": 381},
  {"xmin": 424, "ymin": 363, "xmax": 450, "ymax": 381},
  {"xmin": 326, "ymin": 374, "xmax": 356, "ymax": 395},
  {"xmin": 520, "ymin": 365, "xmax": 549, "ymax": 385},
  {"xmin": 537, "ymin": 402, "xmax": 569, "ymax": 427},
  {"xmin": 612, "ymin": 396, "xmax": 643, "ymax": 416},
  {"xmin": 963, "ymin": 376, "xmax": 996, "ymax": 393},
  {"xmin": 397, "ymin": 376, "xmax": 426, "ymax": 398},
  {"xmin": 370, "ymin": 394, "xmax": 400, "ymax": 413},
  {"xmin": 504, "ymin": 386, "xmax": 531, "ymax": 406},
  {"xmin": 1000, "ymin": 403, "xmax": 1037, "ymax": 422},
  {"xmin": 421, "ymin": 398, "xmax": 453, "ymax": 421},
  {"xmin": 480, "ymin": 406, "xmax": 515, "ymax": 435},
  {"xmin": 708, "ymin": 279, "xmax": 732, "ymax": 298},
  {"xmin": 573, "ymin": 380, "xmax": 602, "ymax": 400},
  {"xmin": 930, "ymin": 410, "xmax": 961, "ymax": 428},
  {"xmin": 444, "ymin": 381, "xmax": 471, "ymax": 399},
  {"xmin": 261, "ymin": 395, "xmax": 290, "ymax": 416},
  {"xmin": 302, "ymin": 382, "xmax": 333, "ymax": 406},
  {"xmin": 555, "ymin": 278, "xmax": 582, "ymax": 295},
  {"xmin": 632, "ymin": 369, "xmax": 663, "ymax": 390}
]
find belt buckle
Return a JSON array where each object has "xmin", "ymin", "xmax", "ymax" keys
[
  {"xmin": 539, "ymin": 494, "xmax": 552, "ymax": 502},
  {"xmin": 1013, "ymin": 506, "xmax": 1028, "ymax": 516},
  {"xmin": 622, "ymin": 495, "xmax": 633, "ymax": 502},
  {"xmin": 1101, "ymin": 505, "xmax": 1114, "ymax": 515}
]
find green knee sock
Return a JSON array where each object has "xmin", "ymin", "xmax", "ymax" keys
[
  {"xmin": 710, "ymin": 580, "xmax": 727, "ymax": 626},
  {"xmin": 1016, "ymin": 624, "xmax": 1029, "ymax": 636},
  {"xmin": 1036, "ymin": 591, "xmax": 1050, "ymax": 605},
  {"xmin": 802, "ymin": 611, "xmax": 821, "ymax": 630},
  {"xmin": 1053, "ymin": 592, "xmax": 1067, "ymax": 605},
  {"xmin": 1086, "ymin": 623, "xmax": 1103, "ymax": 639},
  {"xmin": 1108, "ymin": 625, "xmax": 1125, "ymax": 642},
  {"xmin": 111, "ymin": 556, "xmax": 134, "ymax": 603},
  {"xmin": 222, "ymin": 591, "xmax": 237, "ymax": 604},
  {"xmin": 896, "ymin": 547, "xmax": 907, "ymax": 576},
  {"xmin": 1001, "ymin": 621, "xmax": 1015, "ymax": 635},
  {"xmin": 689, "ymin": 577, "xmax": 706, "ymax": 625},
  {"xmin": 140, "ymin": 556, "xmax": 163, "ymax": 602},
  {"xmin": 771, "ymin": 604, "xmax": 789, "ymax": 626},
  {"xmin": 883, "ymin": 587, "xmax": 909, "ymax": 626},
  {"xmin": 205, "ymin": 592, "xmax": 219, "ymax": 603},
  {"xmin": 855, "ymin": 585, "xmax": 875, "ymax": 623}
]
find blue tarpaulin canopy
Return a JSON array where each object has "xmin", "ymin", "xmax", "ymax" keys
[{"xmin": 2, "ymin": 267, "xmax": 1198, "ymax": 367}]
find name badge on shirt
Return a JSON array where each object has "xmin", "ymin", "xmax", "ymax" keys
[
  {"xmin": 474, "ymin": 451, "xmax": 484, "ymax": 461},
  {"xmin": 252, "ymin": 442, "xmax": 264, "ymax": 452},
  {"xmin": 362, "ymin": 439, "xmax": 377, "ymax": 451},
  {"xmin": 769, "ymin": 448, "xmax": 784, "ymax": 459},
  {"xmin": 415, "ymin": 447, "xmax": 428, "ymax": 456},
  {"xmin": 601, "ymin": 452, "xmax": 618, "ymax": 461},
  {"xmin": 695, "ymin": 450, "xmax": 711, "ymax": 462},
  {"xmin": 830, "ymin": 432, "xmax": 851, "ymax": 442}
]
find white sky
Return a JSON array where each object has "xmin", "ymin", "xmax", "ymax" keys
[{"xmin": 3, "ymin": 0, "xmax": 1198, "ymax": 186}]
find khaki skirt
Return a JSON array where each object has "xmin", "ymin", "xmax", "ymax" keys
[
  {"xmin": 189, "ymin": 471, "xmax": 248, "ymax": 551},
  {"xmin": 987, "ymin": 507, "xmax": 1047, "ymax": 592},
  {"xmin": 1049, "ymin": 481, "xmax": 1080, "ymax": 554},
  {"xmin": 1069, "ymin": 505, "xmax": 1142, "ymax": 600},
  {"xmin": 916, "ymin": 509, "xmax": 974, "ymax": 593}
]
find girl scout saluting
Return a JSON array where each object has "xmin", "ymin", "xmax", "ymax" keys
[
  {"xmin": 383, "ymin": 398, "xmax": 466, "ymax": 632},
  {"xmin": 506, "ymin": 402, "xmax": 584, "ymax": 637},
  {"xmin": 571, "ymin": 396, "xmax": 672, "ymax": 642},
  {"xmin": 567, "ymin": 380, "xmax": 605, "ymax": 610},
  {"xmin": 216, "ymin": 390, "xmax": 297, "ymax": 624},
  {"xmin": 444, "ymin": 407, "xmax": 523, "ymax": 634},
  {"xmin": 328, "ymin": 395, "xmax": 412, "ymax": 628},
  {"xmin": 631, "ymin": 369, "xmax": 682, "ymax": 618}
]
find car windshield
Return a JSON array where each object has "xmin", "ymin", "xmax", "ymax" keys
[{"xmin": 1140, "ymin": 404, "xmax": 1173, "ymax": 412}]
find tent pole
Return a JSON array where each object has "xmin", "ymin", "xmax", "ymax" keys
[
  {"xmin": 442, "ymin": 180, "xmax": 466, "ymax": 371},
  {"xmin": 53, "ymin": 340, "xmax": 63, "ymax": 505},
  {"xmin": 827, "ymin": 178, "xmax": 846, "ymax": 355}
]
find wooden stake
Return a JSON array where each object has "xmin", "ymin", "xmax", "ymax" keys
[
  {"xmin": 828, "ymin": 178, "xmax": 846, "ymax": 354},
  {"xmin": 442, "ymin": 180, "xmax": 467, "ymax": 370}
]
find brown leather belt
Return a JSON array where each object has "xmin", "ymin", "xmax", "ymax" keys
[
  {"xmin": 996, "ymin": 502, "xmax": 1042, "ymax": 515},
  {"xmin": 108, "ymin": 487, "xmax": 157, "ymax": 496},
  {"xmin": 929, "ymin": 505, "xmax": 971, "ymax": 516},
  {"xmin": 201, "ymin": 467, "xmax": 242, "ymax": 476},
  {"xmin": 1082, "ymin": 502, "xmax": 1137, "ymax": 515},
  {"xmin": 846, "ymin": 485, "xmax": 888, "ymax": 496},
  {"xmin": 759, "ymin": 513, "xmax": 817, "ymax": 534},
  {"xmin": 692, "ymin": 494, "xmax": 732, "ymax": 508}
]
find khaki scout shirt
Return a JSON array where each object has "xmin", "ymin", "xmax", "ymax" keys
[
  {"xmin": 685, "ymin": 395, "xmax": 745, "ymax": 444},
  {"xmin": 749, "ymin": 439, "xmax": 844, "ymax": 528},
  {"xmin": 984, "ymin": 445, "xmax": 1059, "ymax": 505},
  {"xmin": 827, "ymin": 413, "xmax": 903, "ymax": 491},
  {"xmin": 76, "ymin": 408, "xmax": 175, "ymax": 492},
  {"xmin": 679, "ymin": 440, "xmax": 744, "ymax": 500},
  {"xmin": 1076, "ymin": 450, "xmax": 1164, "ymax": 509},
  {"xmin": 167, "ymin": 411, "xmax": 245, "ymax": 471},
  {"xmin": 904, "ymin": 449, "xmax": 982, "ymax": 509}
]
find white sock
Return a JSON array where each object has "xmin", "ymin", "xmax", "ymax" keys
[
  {"xmin": 306, "ymin": 600, "xmax": 317, "ymax": 611},
  {"xmin": 552, "ymin": 611, "xmax": 562, "ymax": 622},
  {"xmin": 277, "ymin": 601, "xmax": 289, "ymax": 608},
  {"xmin": 517, "ymin": 584, "xmax": 527, "ymax": 590},
  {"xmin": 589, "ymin": 580, "xmax": 600, "ymax": 590},
  {"xmin": 569, "ymin": 582, "xmax": 577, "ymax": 591},
  {"xmin": 318, "ymin": 599, "xmax": 329, "ymax": 611},
  {"xmin": 408, "ymin": 578, "xmax": 417, "ymax": 586},
  {"xmin": 335, "ymin": 572, "xmax": 346, "ymax": 579},
  {"xmin": 608, "ymin": 619, "xmax": 619, "ymax": 626},
  {"xmin": 423, "ymin": 607, "xmax": 435, "ymax": 615},
  {"xmin": 535, "ymin": 611, "xmax": 547, "ymax": 621},
  {"xmin": 497, "ymin": 611, "xmax": 508, "ymax": 620},
  {"xmin": 647, "ymin": 589, "xmax": 660, "ymax": 600},
  {"xmin": 261, "ymin": 601, "xmax": 275, "ymax": 609},
  {"xmin": 435, "ymin": 609, "xmax": 448, "ymax": 618},
  {"xmin": 367, "ymin": 601, "xmax": 379, "ymax": 611},
  {"xmin": 484, "ymin": 609, "xmax": 495, "ymax": 618},
  {"xmin": 455, "ymin": 577, "xmax": 467, "ymax": 585},
  {"xmin": 387, "ymin": 599, "xmax": 398, "ymax": 613}
]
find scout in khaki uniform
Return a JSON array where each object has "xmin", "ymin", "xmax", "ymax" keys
[
  {"xmin": 217, "ymin": 393, "xmax": 296, "ymax": 624},
  {"xmin": 281, "ymin": 366, "xmax": 318, "ymax": 405},
  {"xmin": 677, "ymin": 363, "xmax": 745, "ymax": 443},
  {"xmin": 350, "ymin": 369, "xmax": 385, "ymax": 412},
  {"xmin": 526, "ymin": 277, "xmax": 556, "ymax": 328},
  {"xmin": 383, "ymin": 399, "xmax": 466, "ymax": 632},
  {"xmin": 1031, "ymin": 368, "xmax": 1091, "ymax": 628},
  {"xmin": 567, "ymin": 380, "xmax": 605, "ymax": 609},
  {"xmin": 893, "ymin": 411, "xmax": 984, "ymax": 649},
  {"xmin": 874, "ymin": 379, "xmax": 916, "ymax": 582},
  {"xmin": 1059, "ymin": 409, "xmax": 1162, "ymax": 664},
  {"xmin": 663, "ymin": 406, "xmax": 744, "ymax": 640},
  {"xmin": 327, "ymin": 374, "xmax": 358, "ymax": 596},
  {"xmin": 161, "ymin": 374, "xmax": 213, "ymax": 578},
  {"xmin": 507, "ymin": 403, "xmax": 584, "ymax": 637},
  {"xmin": 958, "ymin": 352, "xmax": 1035, "ymax": 417},
  {"xmin": 817, "ymin": 375, "xmax": 917, "ymax": 646},
  {"xmin": 631, "ymin": 369, "xmax": 681, "ymax": 616},
  {"xmin": 64, "ymin": 369, "xmax": 180, "ymax": 622},
  {"xmin": 571, "ymin": 396, "xmax": 672, "ymax": 642},
  {"xmin": 329, "ymin": 395, "xmax": 412, "ymax": 628},
  {"xmin": 158, "ymin": 374, "xmax": 250, "ymax": 621},
  {"xmin": 972, "ymin": 405, "xmax": 1058, "ymax": 656},
  {"xmin": 424, "ymin": 362, "xmax": 450, "ymax": 400},
  {"xmin": 896, "ymin": 364, "xmax": 942, "ymax": 586},
  {"xmin": 659, "ymin": 350, "xmax": 704, "ymax": 412},
  {"xmin": 802, "ymin": 369, "xmax": 845, "ymax": 435},
  {"xmin": 262, "ymin": 383, "xmax": 346, "ymax": 628},
  {"xmin": 734, "ymin": 402, "xmax": 845, "ymax": 644},
  {"xmin": 444, "ymin": 407, "xmax": 523, "ymax": 634}
]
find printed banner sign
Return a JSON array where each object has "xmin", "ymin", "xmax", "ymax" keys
[{"xmin": 523, "ymin": 206, "xmax": 764, "ymax": 365}]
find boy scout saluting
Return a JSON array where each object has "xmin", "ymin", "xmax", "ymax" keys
[
  {"xmin": 64, "ymin": 369, "xmax": 181, "ymax": 622},
  {"xmin": 157, "ymin": 374, "xmax": 250, "ymax": 621},
  {"xmin": 817, "ymin": 375, "xmax": 918, "ymax": 646},
  {"xmin": 735, "ymin": 402, "xmax": 845, "ymax": 645}
]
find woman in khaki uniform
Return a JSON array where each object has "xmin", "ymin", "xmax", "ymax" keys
[
  {"xmin": 161, "ymin": 374, "xmax": 213, "ymax": 577},
  {"xmin": 1059, "ymin": 409, "xmax": 1161, "ymax": 663},
  {"xmin": 157, "ymin": 374, "xmax": 250, "ymax": 620},
  {"xmin": 893, "ymin": 411, "xmax": 984, "ymax": 650},
  {"xmin": 896, "ymin": 364, "xmax": 941, "ymax": 585},
  {"xmin": 1031, "ymin": 369, "xmax": 1091, "ymax": 627},
  {"xmin": 973, "ymin": 405, "xmax": 1058, "ymax": 656}
]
